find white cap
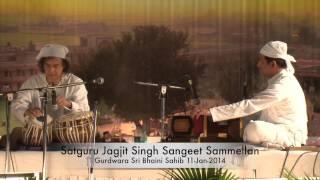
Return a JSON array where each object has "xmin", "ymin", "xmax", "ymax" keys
[
  {"xmin": 260, "ymin": 41, "xmax": 296, "ymax": 62},
  {"xmin": 260, "ymin": 41, "xmax": 296, "ymax": 74},
  {"xmin": 36, "ymin": 44, "xmax": 69, "ymax": 61}
]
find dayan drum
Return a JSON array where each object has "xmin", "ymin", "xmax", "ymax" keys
[
  {"xmin": 54, "ymin": 111, "xmax": 94, "ymax": 143},
  {"xmin": 23, "ymin": 115, "xmax": 53, "ymax": 146}
]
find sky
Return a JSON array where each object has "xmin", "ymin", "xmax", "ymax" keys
[
  {"xmin": 0, "ymin": 0, "xmax": 319, "ymax": 26},
  {"xmin": 0, "ymin": 0, "xmax": 319, "ymax": 47}
]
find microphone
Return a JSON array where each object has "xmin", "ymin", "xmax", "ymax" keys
[
  {"xmin": 185, "ymin": 75, "xmax": 200, "ymax": 105},
  {"xmin": 52, "ymin": 88, "xmax": 58, "ymax": 110},
  {"xmin": 91, "ymin": 77, "xmax": 104, "ymax": 85}
]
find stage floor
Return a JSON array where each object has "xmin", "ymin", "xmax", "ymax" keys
[{"xmin": 0, "ymin": 147, "xmax": 319, "ymax": 179}]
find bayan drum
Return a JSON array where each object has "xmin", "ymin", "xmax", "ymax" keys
[
  {"xmin": 54, "ymin": 111, "xmax": 94, "ymax": 143},
  {"xmin": 23, "ymin": 115, "xmax": 53, "ymax": 146}
]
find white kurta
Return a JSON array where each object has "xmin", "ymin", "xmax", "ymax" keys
[
  {"xmin": 11, "ymin": 73, "xmax": 90, "ymax": 124},
  {"xmin": 209, "ymin": 70, "xmax": 308, "ymax": 145}
]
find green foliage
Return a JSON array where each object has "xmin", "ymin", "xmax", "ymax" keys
[
  {"xmin": 162, "ymin": 168, "xmax": 237, "ymax": 180},
  {"xmin": 77, "ymin": 25, "xmax": 205, "ymax": 118},
  {"xmin": 284, "ymin": 168, "xmax": 300, "ymax": 180},
  {"xmin": 283, "ymin": 168, "xmax": 320, "ymax": 180}
]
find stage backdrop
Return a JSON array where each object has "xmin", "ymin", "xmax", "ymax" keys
[{"xmin": 0, "ymin": 0, "xmax": 320, "ymax": 136}]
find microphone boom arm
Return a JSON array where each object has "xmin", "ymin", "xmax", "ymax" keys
[
  {"xmin": 134, "ymin": 80, "xmax": 185, "ymax": 142},
  {"xmin": 134, "ymin": 81, "xmax": 186, "ymax": 90}
]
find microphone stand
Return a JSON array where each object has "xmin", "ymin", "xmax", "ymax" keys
[
  {"xmin": 134, "ymin": 81, "xmax": 185, "ymax": 142},
  {"xmin": 0, "ymin": 92, "xmax": 14, "ymax": 173},
  {"xmin": 89, "ymin": 88, "xmax": 99, "ymax": 180},
  {"xmin": 40, "ymin": 88, "xmax": 48, "ymax": 180}
]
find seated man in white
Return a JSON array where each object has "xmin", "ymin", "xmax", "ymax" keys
[{"xmin": 194, "ymin": 41, "xmax": 308, "ymax": 148}]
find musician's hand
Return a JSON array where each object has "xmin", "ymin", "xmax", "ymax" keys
[
  {"xmin": 190, "ymin": 106, "xmax": 211, "ymax": 119},
  {"xmin": 56, "ymin": 96, "xmax": 72, "ymax": 109},
  {"xmin": 24, "ymin": 108, "xmax": 43, "ymax": 118}
]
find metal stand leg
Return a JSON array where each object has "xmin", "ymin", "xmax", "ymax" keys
[
  {"xmin": 40, "ymin": 90, "xmax": 48, "ymax": 180},
  {"xmin": 4, "ymin": 93, "xmax": 13, "ymax": 173},
  {"xmin": 160, "ymin": 86, "xmax": 167, "ymax": 142},
  {"xmin": 89, "ymin": 100, "xmax": 99, "ymax": 180}
]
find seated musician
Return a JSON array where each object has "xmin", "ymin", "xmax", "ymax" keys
[
  {"xmin": 7, "ymin": 44, "xmax": 90, "ymax": 147},
  {"xmin": 192, "ymin": 41, "xmax": 308, "ymax": 148},
  {"xmin": 12, "ymin": 44, "xmax": 89, "ymax": 122}
]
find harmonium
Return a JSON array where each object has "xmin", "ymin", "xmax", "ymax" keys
[{"xmin": 168, "ymin": 115, "xmax": 243, "ymax": 142}]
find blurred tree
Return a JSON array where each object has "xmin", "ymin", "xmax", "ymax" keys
[
  {"xmin": 298, "ymin": 19, "xmax": 316, "ymax": 45},
  {"xmin": 76, "ymin": 25, "xmax": 205, "ymax": 119}
]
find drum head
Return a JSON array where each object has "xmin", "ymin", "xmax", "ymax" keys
[
  {"xmin": 26, "ymin": 115, "xmax": 53, "ymax": 126},
  {"xmin": 57, "ymin": 111, "xmax": 93, "ymax": 122}
]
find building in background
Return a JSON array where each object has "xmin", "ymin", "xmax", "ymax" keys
[{"xmin": 0, "ymin": 42, "xmax": 38, "ymax": 91}]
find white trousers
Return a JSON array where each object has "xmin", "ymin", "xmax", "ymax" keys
[{"xmin": 243, "ymin": 120, "xmax": 302, "ymax": 147}]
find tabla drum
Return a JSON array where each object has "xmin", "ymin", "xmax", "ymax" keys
[
  {"xmin": 23, "ymin": 115, "xmax": 53, "ymax": 146},
  {"xmin": 54, "ymin": 111, "xmax": 94, "ymax": 143}
]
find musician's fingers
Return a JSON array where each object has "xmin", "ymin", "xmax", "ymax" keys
[
  {"xmin": 56, "ymin": 96, "xmax": 72, "ymax": 109},
  {"xmin": 203, "ymin": 109, "xmax": 210, "ymax": 116},
  {"xmin": 173, "ymin": 111, "xmax": 185, "ymax": 116},
  {"xmin": 56, "ymin": 96, "xmax": 63, "ymax": 103},
  {"xmin": 24, "ymin": 110, "xmax": 32, "ymax": 117},
  {"xmin": 195, "ymin": 111, "xmax": 201, "ymax": 120},
  {"xmin": 56, "ymin": 96, "xmax": 65, "ymax": 106},
  {"xmin": 56, "ymin": 98, "xmax": 62, "ymax": 105},
  {"xmin": 30, "ymin": 109, "xmax": 42, "ymax": 117}
]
